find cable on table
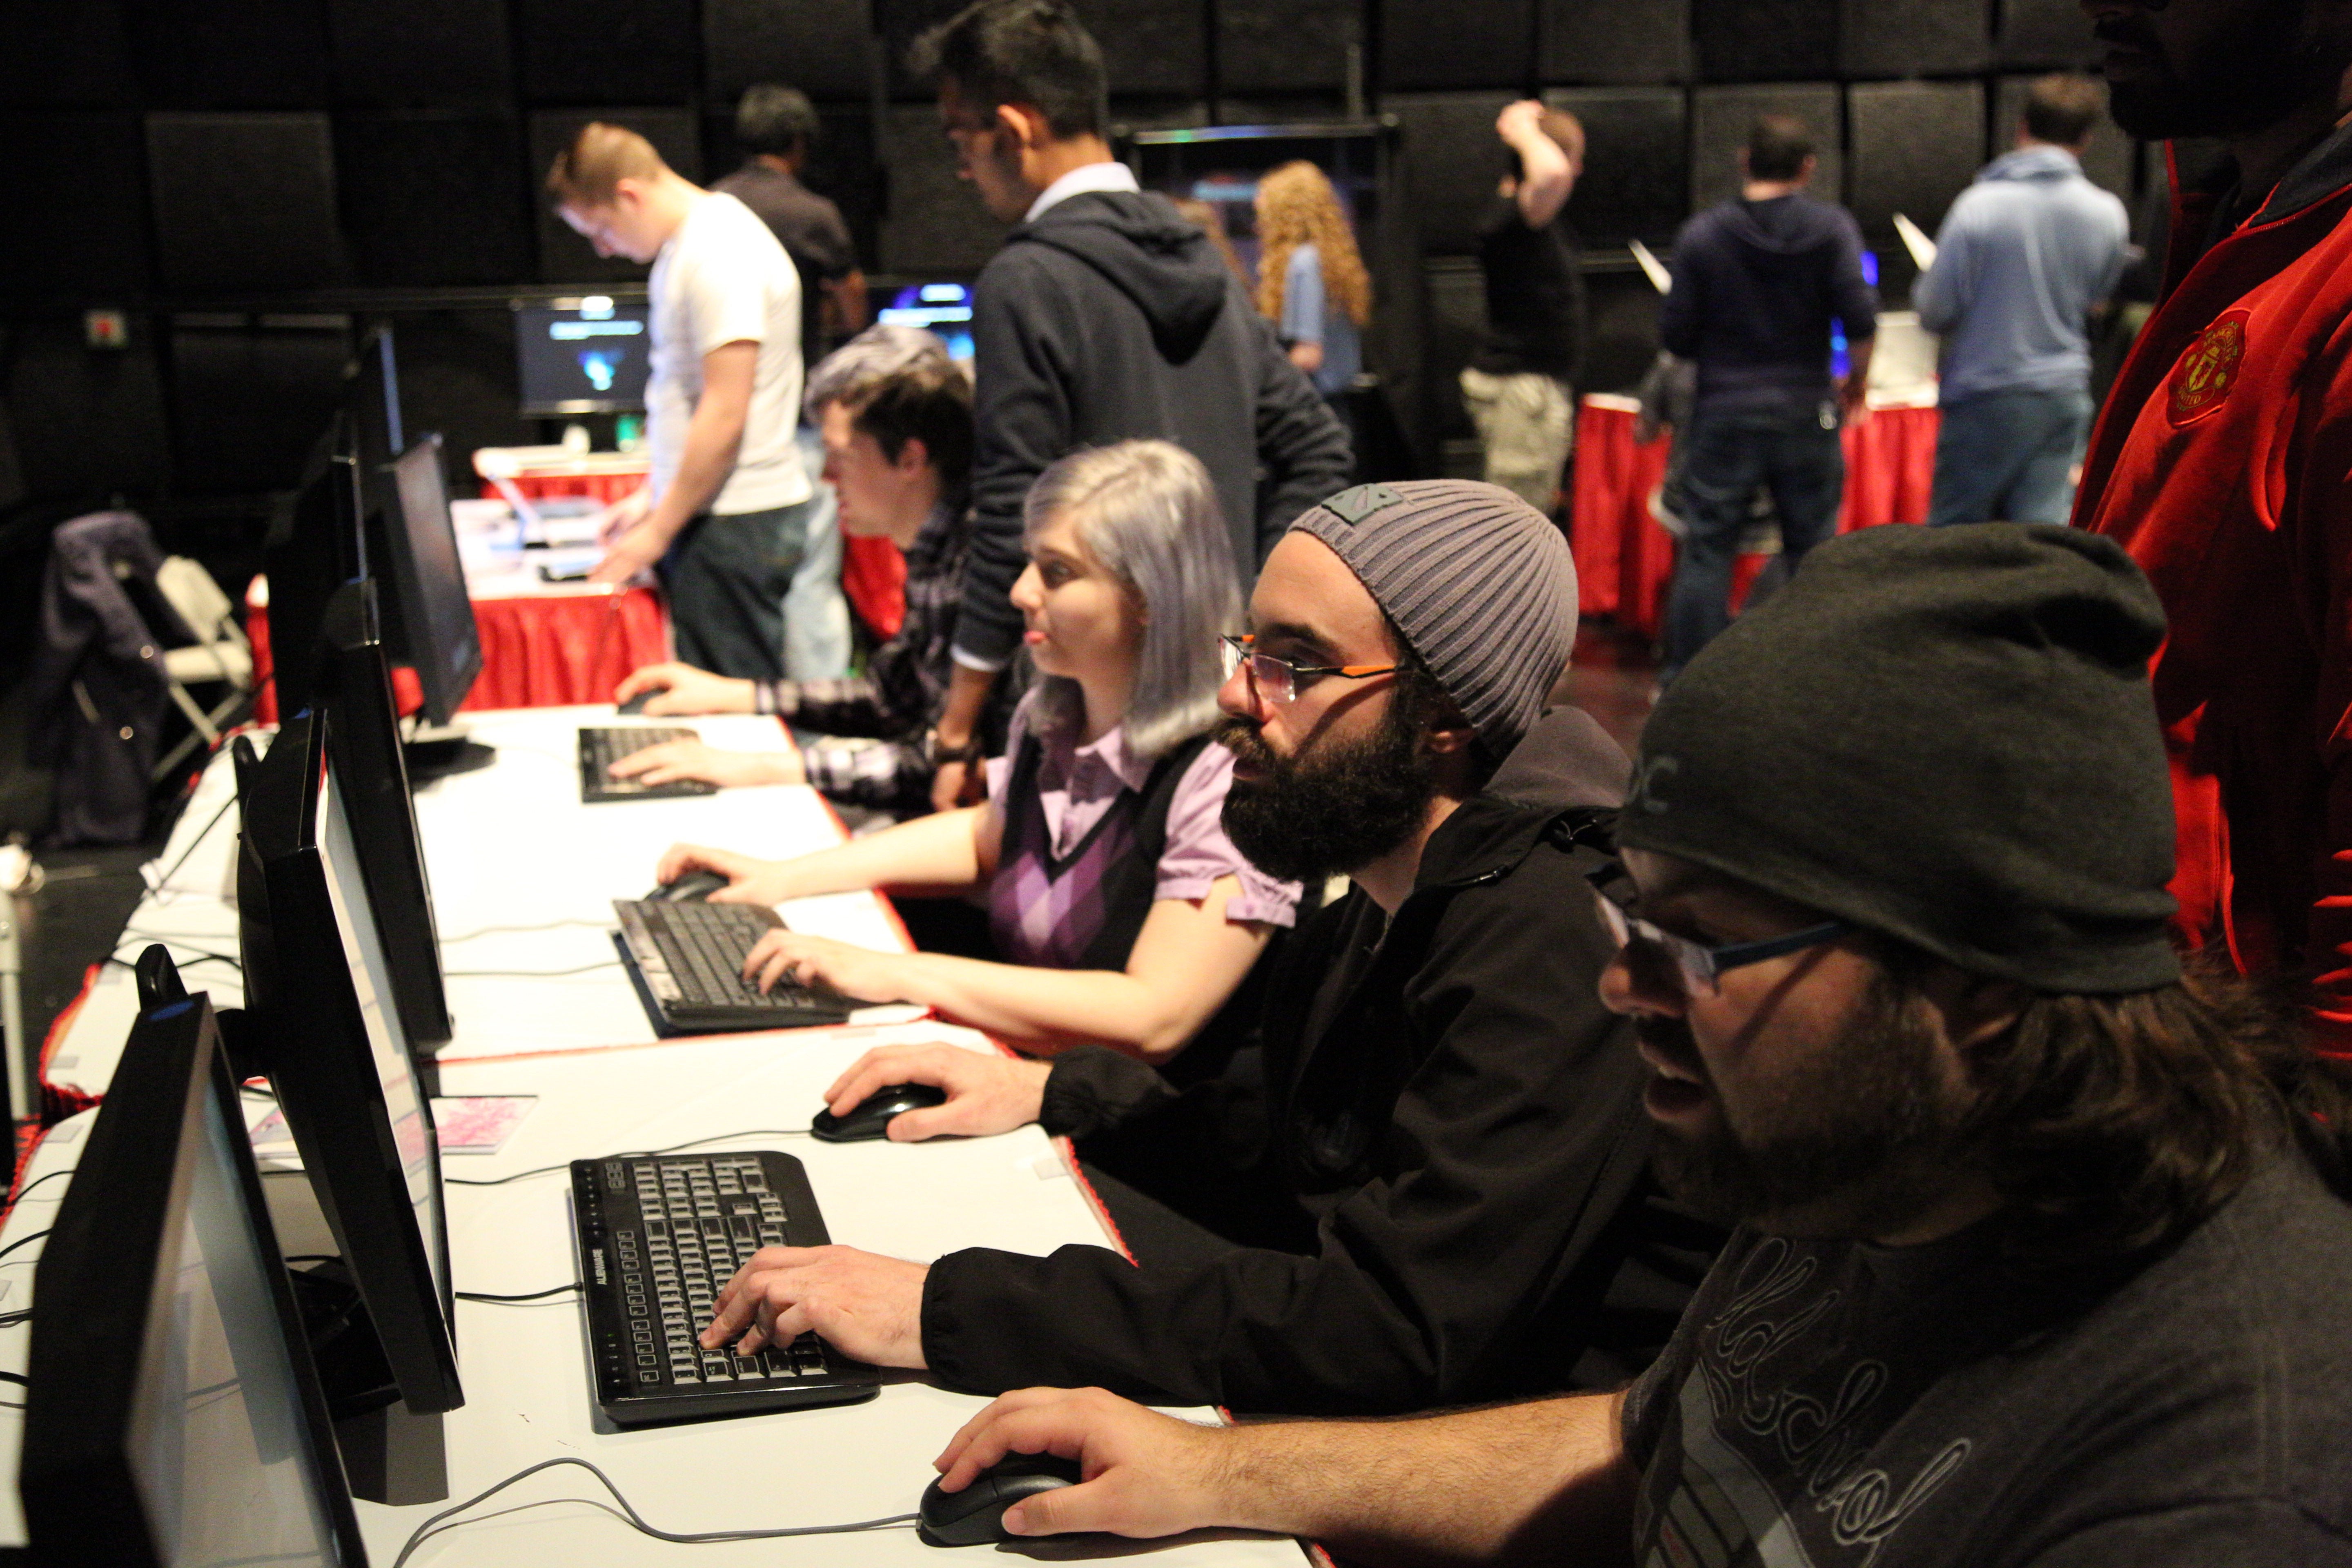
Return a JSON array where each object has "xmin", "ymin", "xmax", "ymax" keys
[{"xmin": 445, "ymin": 1128, "xmax": 811, "ymax": 1187}]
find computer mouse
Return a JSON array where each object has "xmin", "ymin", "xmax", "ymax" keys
[
  {"xmin": 616, "ymin": 690, "xmax": 655, "ymax": 716},
  {"xmin": 918, "ymin": 1451, "xmax": 1083, "ymax": 1547},
  {"xmin": 811, "ymin": 1083, "xmax": 947, "ymax": 1143},
  {"xmin": 646, "ymin": 869, "xmax": 731, "ymax": 903}
]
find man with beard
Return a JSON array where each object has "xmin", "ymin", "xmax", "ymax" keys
[
  {"xmin": 695, "ymin": 481, "xmax": 1711, "ymax": 1414},
  {"xmin": 2073, "ymin": 0, "xmax": 2352, "ymax": 1058},
  {"xmin": 917, "ymin": 523, "xmax": 2352, "ymax": 1567}
]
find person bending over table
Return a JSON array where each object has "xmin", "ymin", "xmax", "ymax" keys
[
  {"xmin": 655, "ymin": 439, "xmax": 1299, "ymax": 1065},
  {"xmin": 692, "ymin": 482, "xmax": 1713, "ymax": 1418},
  {"xmin": 911, "ymin": 525, "xmax": 2352, "ymax": 1566},
  {"xmin": 609, "ymin": 325, "xmax": 1018, "ymax": 819}
]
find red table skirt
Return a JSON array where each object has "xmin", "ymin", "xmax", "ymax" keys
[{"xmin": 1569, "ymin": 400, "xmax": 1940, "ymax": 642}]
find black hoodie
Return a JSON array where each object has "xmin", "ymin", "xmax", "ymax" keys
[
  {"xmin": 918, "ymin": 706, "xmax": 1719, "ymax": 1414},
  {"xmin": 956, "ymin": 189, "xmax": 1355, "ymax": 667},
  {"xmin": 1660, "ymin": 192, "xmax": 1879, "ymax": 414}
]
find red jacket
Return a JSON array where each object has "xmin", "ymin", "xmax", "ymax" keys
[{"xmin": 2078, "ymin": 123, "xmax": 2352, "ymax": 1057}]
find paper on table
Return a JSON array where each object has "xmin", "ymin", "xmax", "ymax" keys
[{"xmin": 247, "ymin": 1096, "xmax": 539, "ymax": 1160}]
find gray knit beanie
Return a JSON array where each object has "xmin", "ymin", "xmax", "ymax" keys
[{"xmin": 1290, "ymin": 481, "xmax": 1576, "ymax": 755}]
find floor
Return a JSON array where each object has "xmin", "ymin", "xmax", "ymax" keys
[{"xmin": 1564, "ymin": 622, "xmax": 1659, "ymax": 758}]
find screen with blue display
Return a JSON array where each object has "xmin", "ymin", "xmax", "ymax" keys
[{"xmin": 516, "ymin": 296, "xmax": 652, "ymax": 414}]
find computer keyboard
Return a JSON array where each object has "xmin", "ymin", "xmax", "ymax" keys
[
  {"xmin": 611, "ymin": 898, "xmax": 857, "ymax": 1031},
  {"xmin": 579, "ymin": 726, "xmax": 719, "ymax": 803},
  {"xmin": 572, "ymin": 1150, "xmax": 880, "ymax": 1424}
]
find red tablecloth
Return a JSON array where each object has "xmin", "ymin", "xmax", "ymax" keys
[{"xmin": 1569, "ymin": 398, "xmax": 1940, "ymax": 642}]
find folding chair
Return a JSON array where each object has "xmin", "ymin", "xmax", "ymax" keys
[{"xmin": 150, "ymin": 555, "xmax": 256, "ymax": 781}]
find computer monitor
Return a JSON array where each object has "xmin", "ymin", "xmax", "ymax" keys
[
  {"xmin": 876, "ymin": 282, "xmax": 975, "ymax": 365},
  {"xmin": 264, "ymin": 414, "xmax": 365, "ymax": 724},
  {"xmin": 350, "ymin": 327, "xmax": 405, "ymax": 577},
  {"xmin": 320, "ymin": 581, "xmax": 452, "ymax": 1049},
  {"xmin": 374, "ymin": 434, "xmax": 482, "ymax": 727},
  {"xmin": 234, "ymin": 716, "xmax": 463, "ymax": 1417},
  {"xmin": 515, "ymin": 295, "xmax": 652, "ymax": 414},
  {"xmin": 1125, "ymin": 123, "xmax": 1385, "ymax": 291},
  {"xmin": 20, "ymin": 979, "xmax": 368, "ymax": 1567}
]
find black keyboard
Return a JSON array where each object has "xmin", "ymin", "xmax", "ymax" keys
[
  {"xmin": 612, "ymin": 898, "xmax": 858, "ymax": 1032},
  {"xmin": 572, "ymin": 1150, "xmax": 880, "ymax": 1425},
  {"xmin": 579, "ymin": 726, "xmax": 720, "ymax": 803}
]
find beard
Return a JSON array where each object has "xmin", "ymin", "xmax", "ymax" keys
[
  {"xmin": 2099, "ymin": 5, "xmax": 2336, "ymax": 140},
  {"xmin": 1644, "ymin": 969, "xmax": 1978, "ymax": 1238},
  {"xmin": 1216, "ymin": 700, "xmax": 1443, "ymax": 886}
]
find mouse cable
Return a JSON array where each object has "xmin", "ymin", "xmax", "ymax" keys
[
  {"xmin": 0, "ymin": 1230, "xmax": 51, "ymax": 1267},
  {"xmin": 143, "ymin": 791, "xmax": 240, "ymax": 896},
  {"xmin": 444, "ymin": 1128, "xmax": 813, "ymax": 1187},
  {"xmin": 438, "ymin": 918, "xmax": 612, "ymax": 944},
  {"xmin": 441, "ymin": 960, "xmax": 621, "ymax": 978},
  {"xmin": 390, "ymin": 1455, "xmax": 918, "ymax": 1568},
  {"xmin": 6, "ymin": 1170, "xmax": 75, "ymax": 1208},
  {"xmin": 454, "ymin": 1282, "xmax": 580, "ymax": 1303}
]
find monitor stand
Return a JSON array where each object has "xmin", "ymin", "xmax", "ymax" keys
[
  {"xmin": 335, "ymin": 1399, "xmax": 449, "ymax": 1505},
  {"xmin": 402, "ymin": 722, "xmax": 497, "ymax": 786}
]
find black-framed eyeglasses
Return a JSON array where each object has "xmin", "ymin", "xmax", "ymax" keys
[
  {"xmin": 1219, "ymin": 634, "xmax": 1396, "ymax": 709},
  {"xmin": 1590, "ymin": 882, "xmax": 1851, "ymax": 998}
]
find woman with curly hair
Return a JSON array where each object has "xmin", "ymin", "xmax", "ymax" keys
[{"xmin": 1254, "ymin": 161, "xmax": 1370, "ymax": 430}]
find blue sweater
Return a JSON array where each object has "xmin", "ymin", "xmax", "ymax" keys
[{"xmin": 1662, "ymin": 193, "xmax": 1878, "ymax": 414}]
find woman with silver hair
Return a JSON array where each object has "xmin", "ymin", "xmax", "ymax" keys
[{"xmin": 655, "ymin": 439, "xmax": 1301, "ymax": 1065}]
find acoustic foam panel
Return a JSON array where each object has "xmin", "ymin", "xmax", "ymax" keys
[
  {"xmin": 126, "ymin": 0, "xmax": 331, "ymax": 108},
  {"xmin": 879, "ymin": 0, "xmax": 981, "ymax": 96},
  {"xmin": 1421, "ymin": 258, "xmax": 1488, "ymax": 441},
  {"xmin": 167, "ymin": 318, "xmax": 353, "ymax": 495},
  {"xmin": 1998, "ymin": 0, "xmax": 2098, "ymax": 67},
  {"xmin": 146, "ymin": 114, "xmax": 346, "ymax": 294},
  {"xmin": 1382, "ymin": 0, "xmax": 1535, "ymax": 91},
  {"xmin": 516, "ymin": 0, "xmax": 695, "ymax": 104},
  {"xmin": 1388, "ymin": 91, "xmax": 1519, "ymax": 256},
  {"xmin": 1839, "ymin": 0, "xmax": 1988, "ymax": 77},
  {"xmin": 1544, "ymin": 87, "xmax": 1690, "ymax": 245},
  {"xmin": 1221, "ymin": 0, "xmax": 1357, "ymax": 94},
  {"xmin": 877, "ymin": 103, "xmax": 1007, "ymax": 274},
  {"xmin": 1994, "ymin": 75, "xmax": 2139, "ymax": 200},
  {"xmin": 1583, "ymin": 267, "xmax": 1665, "ymax": 395},
  {"xmin": 0, "ymin": 0, "xmax": 138, "ymax": 107},
  {"xmin": 2, "ymin": 323, "xmax": 172, "ymax": 501},
  {"xmin": 7, "ymin": 113, "xmax": 151, "ymax": 297},
  {"xmin": 1543, "ymin": 0, "xmax": 1690, "ymax": 85},
  {"xmin": 336, "ymin": 114, "xmax": 532, "ymax": 287},
  {"xmin": 1690, "ymin": 84, "xmax": 1844, "ymax": 214},
  {"xmin": 327, "ymin": 0, "xmax": 512, "ymax": 107},
  {"xmin": 1693, "ymin": 0, "xmax": 1838, "ymax": 83},
  {"xmin": 704, "ymin": 103, "xmax": 883, "ymax": 270},
  {"xmin": 528, "ymin": 109, "xmax": 701, "ymax": 283},
  {"xmin": 358, "ymin": 310, "xmax": 539, "ymax": 472},
  {"xmin": 1846, "ymin": 81, "xmax": 1985, "ymax": 246},
  {"xmin": 704, "ymin": 0, "xmax": 874, "ymax": 98},
  {"xmin": 1069, "ymin": 0, "xmax": 1207, "ymax": 98}
]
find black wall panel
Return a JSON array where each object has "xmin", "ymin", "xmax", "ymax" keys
[
  {"xmin": 1846, "ymin": 81, "xmax": 1984, "ymax": 246},
  {"xmin": 327, "ymin": 0, "xmax": 512, "ymax": 107},
  {"xmin": 528, "ymin": 109, "xmax": 701, "ymax": 282},
  {"xmin": 1382, "ymin": 0, "xmax": 1535, "ymax": 91},
  {"xmin": 1221, "ymin": 0, "xmax": 1357, "ymax": 94},
  {"xmin": 876, "ymin": 104, "xmax": 1006, "ymax": 273},
  {"xmin": 1069, "ymin": 0, "xmax": 1207, "ymax": 98},
  {"xmin": 365, "ymin": 310, "xmax": 538, "ymax": 471},
  {"xmin": 705, "ymin": 0, "xmax": 875, "ymax": 98},
  {"xmin": 516, "ymin": 0, "xmax": 695, "ymax": 104},
  {"xmin": 1421, "ymin": 258, "xmax": 1486, "ymax": 442},
  {"xmin": 1389, "ymin": 92, "xmax": 1518, "ymax": 255},
  {"xmin": 127, "ymin": 0, "xmax": 332, "ymax": 108},
  {"xmin": 2, "ymin": 324, "xmax": 172, "ymax": 501},
  {"xmin": 167, "ymin": 317, "xmax": 351, "ymax": 494},
  {"xmin": 879, "ymin": 0, "xmax": 975, "ymax": 96},
  {"xmin": 337, "ymin": 114, "xmax": 532, "ymax": 286},
  {"xmin": 1998, "ymin": 0, "xmax": 2097, "ymax": 67},
  {"xmin": 1693, "ymin": 0, "xmax": 1838, "ymax": 83},
  {"xmin": 146, "ymin": 114, "xmax": 346, "ymax": 294},
  {"xmin": 0, "ymin": 0, "xmax": 138, "ymax": 107},
  {"xmin": 1995, "ymin": 74, "xmax": 2138, "ymax": 199},
  {"xmin": 1543, "ymin": 0, "xmax": 1690, "ymax": 85},
  {"xmin": 1840, "ymin": 0, "xmax": 1988, "ymax": 78},
  {"xmin": 1690, "ymin": 83, "xmax": 1843, "ymax": 212},
  {"xmin": 9, "ymin": 114, "xmax": 151, "ymax": 298},
  {"xmin": 1583, "ymin": 267, "xmax": 1664, "ymax": 394},
  {"xmin": 1544, "ymin": 87, "xmax": 1689, "ymax": 245}
]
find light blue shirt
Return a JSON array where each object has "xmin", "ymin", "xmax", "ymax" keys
[
  {"xmin": 1914, "ymin": 145, "xmax": 2130, "ymax": 404},
  {"xmin": 1279, "ymin": 242, "xmax": 1361, "ymax": 397}
]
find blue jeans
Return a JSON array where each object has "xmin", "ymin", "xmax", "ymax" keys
[
  {"xmin": 659, "ymin": 497, "xmax": 815, "ymax": 679},
  {"xmin": 1927, "ymin": 388, "xmax": 2093, "ymax": 527},
  {"xmin": 1664, "ymin": 403, "xmax": 1845, "ymax": 676}
]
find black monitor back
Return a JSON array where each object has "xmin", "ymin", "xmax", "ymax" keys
[
  {"xmin": 264, "ymin": 414, "xmax": 365, "ymax": 724},
  {"xmin": 370, "ymin": 434, "xmax": 481, "ymax": 726}
]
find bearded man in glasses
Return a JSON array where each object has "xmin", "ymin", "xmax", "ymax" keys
[
  {"xmin": 719, "ymin": 480, "xmax": 1710, "ymax": 1416},
  {"xmin": 921, "ymin": 522, "xmax": 2352, "ymax": 1568}
]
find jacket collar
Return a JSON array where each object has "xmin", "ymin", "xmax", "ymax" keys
[{"xmin": 1410, "ymin": 706, "xmax": 1630, "ymax": 895}]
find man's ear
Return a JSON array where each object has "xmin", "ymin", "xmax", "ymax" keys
[
  {"xmin": 893, "ymin": 436, "xmax": 930, "ymax": 479},
  {"xmin": 1940, "ymin": 971, "xmax": 2031, "ymax": 1063},
  {"xmin": 998, "ymin": 100, "xmax": 1051, "ymax": 153},
  {"xmin": 1421, "ymin": 696, "xmax": 1479, "ymax": 760}
]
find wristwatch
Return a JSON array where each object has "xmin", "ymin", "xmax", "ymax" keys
[{"xmin": 929, "ymin": 731, "xmax": 985, "ymax": 768}]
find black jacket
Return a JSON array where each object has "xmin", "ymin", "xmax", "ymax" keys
[
  {"xmin": 921, "ymin": 707, "xmax": 1712, "ymax": 1414},
  {"xmin": 955, "ymin": 190, "xmax": 1354, "ymax": 667},
  {"xmin": 1661, "ymin": 193, "xmax": 1878, "ymax": 413}
]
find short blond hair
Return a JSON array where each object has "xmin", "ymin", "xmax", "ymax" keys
[{"xmin": 546, "ymin": 122, "xmax": 668, "ymax": 208}]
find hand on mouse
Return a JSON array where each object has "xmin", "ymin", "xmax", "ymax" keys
[
  {"xmin": 652, "ymin": 844, "xmax": 803, "ymax": 906},
  {"xmin": 822, "ymin": 1044, "xmax": 1051, "ymax": 1141},
  {"xmin": 613, "ymin": 662, "xmax": 757, "ymax": 717},
  {"xmin": 744, "ymin": 929, "xmax": 909, "ymax": 1003},
  {"xmin": 610, "ymin": 739, "xmax": 803, "ymax": 789},
  {"xmin": 934, "ymin": 1387, "xmax": 1237, "ymax": 1539},
  {"xmin": 700, "ymin": 1244, "xmax": 928, "ymax": 1367}
]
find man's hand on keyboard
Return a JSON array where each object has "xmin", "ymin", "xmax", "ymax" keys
[
  {"xmin": 701, "ymin": 1245, "xmax": 929, "ymax": 1368},
  {"xmin": 745, "ymin": 929, "xmax": 910, "ymax": 1003},
  {"xmin": 655, "ymin": 843, "xmax": 802, "ymax": 906},
  {"xmin": 612, "ymin": 739, "xmax": 802, "ymax": 790},
  {"xmin": 614, "ymin": 661, "xmax": 756, "ymax": 716},
  {"xmin": 823, "ymin": 1044, "xmax": 1052, "ymax": 1141}
]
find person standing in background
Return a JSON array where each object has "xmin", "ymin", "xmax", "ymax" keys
[
  {"xmin": 1916, "ymin": 74, "xmax": 2129, "ymax": 526},
  {"xmin": 1255, "ymin": 162, "xmax": 1371, "ymax": 449},
  {"xmin": 1461, "ymin": 102, "xmax": 1586, "ymax": 517},
  {"xmin": 552, "ymin": 124, "xmax": 817, "ymax": 681}
]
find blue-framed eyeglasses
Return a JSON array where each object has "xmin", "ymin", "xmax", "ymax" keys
[{"xmin": 1590, "ymin": 883, "xmax": 1851, "ymax": 997}]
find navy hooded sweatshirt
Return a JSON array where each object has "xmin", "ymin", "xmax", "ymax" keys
[{"xmin": 1661, "ymin": 192, "xmax": 1879, "ymax": 415}]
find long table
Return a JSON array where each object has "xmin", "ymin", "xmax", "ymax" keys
[{"xmin": 3, "ymin": 708, "xmax": 1307, "ymax": 1568}]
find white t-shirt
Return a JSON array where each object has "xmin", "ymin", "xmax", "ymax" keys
[{"xmin": 645, "ymin": 191, "xmax": 811, "ymax": 515}]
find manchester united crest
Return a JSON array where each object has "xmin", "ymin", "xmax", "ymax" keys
[{"xmin": 2169, "ymin": 310, "xmax": 2249, "ymax": 424}]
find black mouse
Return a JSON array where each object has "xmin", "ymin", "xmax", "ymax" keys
[
  {"xmin": 811, "ymin": 1082, "xmax": 947, "ymax": 1143},
  {"xmin": 616, "ymin": 690, "xmax": 655, "ymax": 715},
  {"xmin": 918, "ymin": 1452, "xmax": 1083, "ymax": 1547},
  {"xmin": 646, "ymin": 869, "xmax": 731, "ymax": 903}
]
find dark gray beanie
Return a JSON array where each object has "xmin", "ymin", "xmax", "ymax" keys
[
  {"xmin": 1620, "ymin": 523, "xmax": 2180, "ymax": 993},
  {"xmin": 1290, "ymin": 480, "xmax": 1576, "ymax": 755}
]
